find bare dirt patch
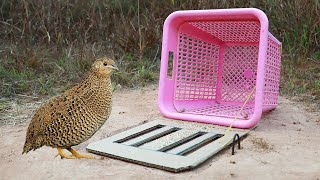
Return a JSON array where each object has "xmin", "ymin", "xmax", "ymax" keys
[{"xmin": 0, "ymin": 85, "xmax": 319, "ymax": 179}]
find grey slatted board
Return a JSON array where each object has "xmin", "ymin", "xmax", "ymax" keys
[{"xmin": 86, "ymin": 119, "xmax": 248, "ymax": 172}]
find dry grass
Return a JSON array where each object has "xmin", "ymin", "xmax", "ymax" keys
[
  {"xmin": 0, "ymin": 0, "xmax": 319, "ymax": 97},
  {"xmin": 0, "ymin": 97, "xmax": 44, "ymax": 125},
  {"xmin": 250, "ymin": 136, "xmax": 274, "ymax": 151}
]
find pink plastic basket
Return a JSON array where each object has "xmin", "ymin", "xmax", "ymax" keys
[{"xmin": 158, "ymin": 8, "xmax": 282, "ymax": 129}]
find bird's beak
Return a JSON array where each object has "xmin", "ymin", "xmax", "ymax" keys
[
  {"xmin": 108, "ymin": 64, "xmax": 119, "ymax": 71},
  {"xmin": 112, "ymin": 63, "xmax": 119, "ymax": 71}
]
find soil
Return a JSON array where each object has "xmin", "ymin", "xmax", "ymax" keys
[{"xmin": 0, "ymin": 85, "xmax": 319, "ymax": 179}]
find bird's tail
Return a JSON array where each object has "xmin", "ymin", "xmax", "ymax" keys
[
  {"xmin": 22, "ymin": 137, "xmax": 43, "ymax": 154},
  {"xmin": 22, "ymin": 142, "xmax": 33, "ymax": 154}
]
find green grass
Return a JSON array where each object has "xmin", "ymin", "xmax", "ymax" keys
[
  {"xmin": 0, "ymin": 0, "xmax": 319, "ymax": 97},
  {"xmin": 112, "ymin": 53, "xmax": 159, "ymax": 87}
]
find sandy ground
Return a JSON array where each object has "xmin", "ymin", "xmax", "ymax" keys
[{"xmin": 0, "ymin": 85, "xmax": 319, "ymax": 180}]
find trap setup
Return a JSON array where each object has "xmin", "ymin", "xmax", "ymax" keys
[
  {"xmin": 87, "ymin": 119, "xmax": 247, "ymax": 172},
  {"xmin": 87, "ymin": 8, "xmax": 281, "ymax": 172}
]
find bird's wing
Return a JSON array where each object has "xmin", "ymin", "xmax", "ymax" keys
[
  {"xmin": 26, "ymin": 94, "xmax": 80, "ymax": 139},
  {"xmin": 26, "ymin": 78, "xmax": 93, "ymax": 137}
]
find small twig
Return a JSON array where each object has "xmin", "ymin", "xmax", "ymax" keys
[
  {"xmin": 85, "ymin": 24, "xmax": 93, "ymax": 41},
  {"xmin": 16, "ymin": 94, "xmax": 39, "ymax": 99},
  {"xmin": 129, "ymin": 21, "xmax": 137, "ymax": 32},
  {"xmin": 46, "ymin": 31, "xmax": 51, "ymax": 43},
  {"xmin": 91, "ymin": 42, "xmax": 96, "ymax": 57},
  {"xmin": 0, "ymin": 21, "xmax": 22, "ymax": 32},
  {"xmin": 149, "ymin": 45, "xmax": 160, "ymax": 69},
  {"xmin": 307, "ymin": 58, "xmax": 320, "ymax": 64},
  {"xmin": 138, "ymin": 0, "xmax": 142, "ymax": 62},
  {"xmin": 66, "ymin": 44, "xmax": 73, "ymax": 58},
  {"xmin": 54, "ymin": 62, "xmax": 65, "ymax": 73}
]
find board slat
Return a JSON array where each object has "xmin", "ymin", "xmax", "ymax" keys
[
  {"xmin": 121, "ymin": 126, "xmax": 178, "ymax": 146},
  {"xmin": 166, "ymin": 133, "xmax": 219, "ymax": 155}
]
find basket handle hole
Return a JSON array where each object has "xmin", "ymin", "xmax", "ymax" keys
[{"xmin": 167, "ymin": 51, "xmax": 174, "ymax": 79}]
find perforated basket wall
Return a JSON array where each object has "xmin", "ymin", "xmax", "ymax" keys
[{"xmin": 158, "ymin": 8, "xmax": 282, "ymax": 129}]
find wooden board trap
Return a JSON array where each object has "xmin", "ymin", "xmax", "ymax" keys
[{"xmin": 86, "ymin": 119, "xmax": 248, "ymax": 172}]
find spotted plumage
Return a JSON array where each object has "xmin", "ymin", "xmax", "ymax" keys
[{"xmin": 23, "ymin": 57, "xmax": 118, "ymax": 159}]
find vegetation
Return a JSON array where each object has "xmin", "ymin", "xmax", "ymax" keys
[{"xmin": 0, "ymin": 0, "xmax": 319, "ymax": 98}]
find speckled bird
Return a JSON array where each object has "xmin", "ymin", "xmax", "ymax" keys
[{"xmin": 23, "ymin": 57, "xmax": 118, "ymax": 159}]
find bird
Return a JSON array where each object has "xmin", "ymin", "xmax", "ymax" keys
[{"xmin": 22, "ymin": 57, "xmax": 118, "ymax": 159}]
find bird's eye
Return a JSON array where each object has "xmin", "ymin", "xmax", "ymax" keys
[{"xmin": 103, "ymin": 62, "xmax": 108, "ymax": 66}]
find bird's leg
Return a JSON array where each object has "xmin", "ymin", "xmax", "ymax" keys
[
  {"xmin": 55, "ymin": 147, "xmax": 76, "ymax": 159},
  {"xmin": 67, "ymin": 147, "xmax": 94, "ymax": 159}
]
